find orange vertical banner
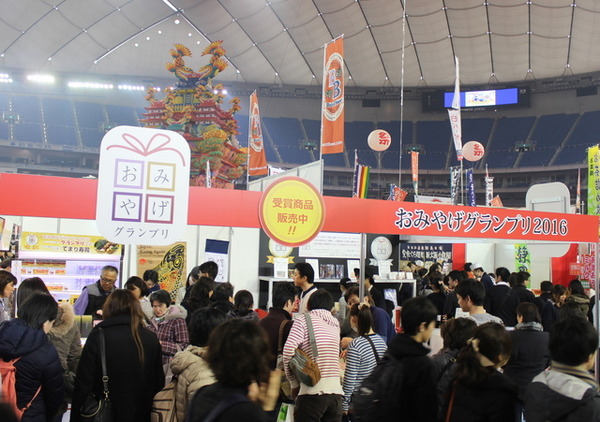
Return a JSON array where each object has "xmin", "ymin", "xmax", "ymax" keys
[
  {"xmin": 320, "ymin": 36, "xmax": 345, "ymax": 155},
  {"xmin": 411, "ymin": 151, "xmax": 419, "ymax": 197},
  {"xmin": 248, "ymin": 91, "xmax": 268, "ymax": 176}
]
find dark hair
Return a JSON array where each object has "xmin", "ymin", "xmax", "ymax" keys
[
  {"xmin": 0, "ymin": 258, "xmax": 13, "ymax": 269},
  {"xmin": 212, "ymin": 282, "xmax": 234, "ymax": 302},
  {"xmin": 207, "ymin": 319, "xmax": 270, "ymax": 387},
  {"xmin": 454, "ymin": 279, "xmax": 485, "ymax": 306},
  {"xmin": 540, "ymin": 281, "xmax": 553, "ymax": 293},
  {"xmin": 568, "ymin": 279, "xmax": 585, "ymax": 296},
  {"xmin": 102, "ymin": 265, "xmax": 119, "ymax": 276},
  {"xmin": 454, "ymin": 322, "xmax": 512, "ymax": 388},
  {"xmin": 516, "ymin": 302, "xmax": 541, "ymax": 323},
  {"xmin": 495, "ymin": 267, "xmax": 510, "ymax": 282},
  {"xmin": 16, "ymin": 277, "xmax": 50, "ymax": 308},
  {"xmin": 188, "ymin": 307, "xmax": 227, "ymax": 347},
  {"xmin": 0, "ymin": 271, "xmax": 17, "ymax": 296},
  {"xmin": 550, "ymin": 318, "xmax": 598, "ymax": 366},
  {"xmin": 182, "ymin": 276, "xmax": 215, "ymax": 313},
  {"xmin": 294, "ymin": 262, "xmax": 314, "ymax": 284},
  {"xmin": 400, "ymin": 296, "xmax": 437, "ymax": 336},
  {"xmin": 17, "ymin": 293, "xmax": 58, "ymax": 330},
  {"xmin": 441, "ymin": 317, "xmax": 477, "ymax": 350},
  {"xmin": 428, "ymin": 263, "xmax": 441, "ymax": 274},
  {"xmin": 233, "ymin": 290, "xmax": 254, "ymax": 317},
  {"xmin": 349, "ymin": 303, "xmax": 374, "ymax": 336},
  {"xmin": 559, "ymin": 302, "xmax": 587, "ymax": 320},
  {"xmin": 142, "ymin": 269, "xmax": 159, "ymax": 285},
  {"xmin": 515, "ymin": 271, "xmax": 530, "ymax": 286},
  {"xmin": 464, "ymin": 263, "xmax": 473, "ymax": 272},
  {"xmin": 364, "ymin": 267, "xmax": 374, "ymax": 284},
  {"xmin": 508, "ymin": 272, "xmax": 519, "ymax": 288},
  {"xmin": 272, "ymin": 282, "xmax": 296, "ymax": 309},
  {"xmin": 417, "ymin": 268, "xmax": 428, "ymax": 279},
  {"xmin": 103, "ymin": 289, "xmax": 145, "ymax": 363},
  {"xmin": 429, "ymin": 273, "xmax": 445, "ymax": 293},
  {"xmin": 448, "ymin": 270, "xmax": 467, "ymax": 283},
  {"xmin": 307, "ymin": 288, "xmax": 334, "ymax": 311},
  {"xmin": 150, "ymin": 289, "xmax": 171, "ymax": 307},
  {"xmin": 344, "ymin": 286, "xmax": 373, "ymax": 305},
  {"xmin": 339, "ymin": 277, "xmax": 351, "ymax": 289},
  {"xmin": 551, "ymin": 284, "xmax": 567, "ymax": 303},
  {"xmin": 199, "ymin": 261, "xmax": 219, "ymax": 280},
  {"xmin": 125, "ymin": 276, "xmax": 149, "ymax": 298},
  {"xmin": 186, "ymin": 266, "xmax": 201, "ymax": 287}
]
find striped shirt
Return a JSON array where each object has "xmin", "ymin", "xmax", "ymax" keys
[
  {"xmin": 342, "ymin": 334, "xmax": 388, "ymax": 411},
  {"xmin": 283, "ymin": 309, "xmax": 343, "ymax": 395}
]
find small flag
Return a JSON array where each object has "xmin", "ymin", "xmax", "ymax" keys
[
  {"xmin": 466, "ymin": 168, "xmax": 475, "ymax": 206},
  {"xmin": 352, "ymin": 151, "xmax": 370, "ymax": 198},
  {"xmin": 448, "ymin": 56, "xmax": 463, "ymax": 161},
  {"xmin": 388, "ymin": 185, "xmax": 408, "ymax": 201},
  {"xmin": 248, "ymin": 91, "xmax": 268, "ymax": 176},
  {"xmin": 206, "ymin": 160, "xmax": 211, "ymax": 188},
  {"xmin": 450, "ymin": 166, "xmax": 461, "ymax": 205},
  {"xmin": 485, "ymin": 165, "xmax": 494, "ymax": 207},
  {"xmin": 321, "ymin": 36, "xmax": 345, "ymax": 155},
  {"xmin": 576, "ymin": 168, "xmax": 581, "ymax": 213},
  {"xmin": 411, "ymin": 151, "xmax": 419, "ymax": 198},
  {"xmin": 491, "ymin": 195, "xmax": 504, "ymax": 207}
]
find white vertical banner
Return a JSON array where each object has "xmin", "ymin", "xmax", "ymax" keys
[
  {"xmin": 449, "ymin": 56, "xmax": 463, "ymax": 161},
  {"xmin": 96, "ymin": 126, "xmax": 190, "ymax": 246},
  {"xmin": 485, "ymin": 166, "xmax": 494, "ymax": 207}
]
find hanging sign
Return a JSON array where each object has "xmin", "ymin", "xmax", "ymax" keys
[
  {"xmin": 96, "ymin": 126, "xmax": 190, "ymax": 245},
  {"xmin": 258, "ymin": 177, "xmax": 325, "ymax": 247}
]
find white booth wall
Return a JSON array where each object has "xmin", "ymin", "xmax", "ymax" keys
[{"xmin": 10, "ymin": 216, "xmax": 262, "ymax": 302}]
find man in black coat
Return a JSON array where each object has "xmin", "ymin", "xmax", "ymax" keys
[
  {"xmin": 485, "ymin": 267, "xmax": 512, "ymax": 317},
  {"xmin": 498, "ymin": 271, "xmax": 536, "ymax": 327},
  {"xmin": 472, "ymin": 263, "xmax": 494, "ymax": 292}
]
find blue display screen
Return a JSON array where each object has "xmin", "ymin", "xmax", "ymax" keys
[{"xmin": 444, "ymin": 87, "xmax": 519, "ymax": 108}]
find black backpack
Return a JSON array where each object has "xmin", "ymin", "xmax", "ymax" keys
[{"xmin": 350, "ymin": 354, "xmax": 405, "ymax": 421}]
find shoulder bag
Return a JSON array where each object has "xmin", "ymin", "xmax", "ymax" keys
[
  {"xmin": 80, "ymin": 328, "xmax": 113, "ymax": 422},
  {"xmin": 288, "ymin": 313, "xmax": 321, "ymax": 387}
]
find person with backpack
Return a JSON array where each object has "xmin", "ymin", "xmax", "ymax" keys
[
  {"xmin": 0, "ymin": 293, "xmax": 64, "ymax": 421},
  {"xmin": 352, "ymin": 296, "xmax": 439, "ymax": 422},
  {"xmin": 342, "ymin": 302, "xmax": 387, "ymax": 418}
]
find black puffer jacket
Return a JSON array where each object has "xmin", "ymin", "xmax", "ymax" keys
[{"xmin": 0, "ymin": 318, "xmax": 64, "ymax": 422}]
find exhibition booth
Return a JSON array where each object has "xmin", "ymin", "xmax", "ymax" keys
[{"xmin": 1, "ymin": 172, "xmax": 598, "ymax": 307}]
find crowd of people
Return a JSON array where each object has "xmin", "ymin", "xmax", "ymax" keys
[{"xmin": 0, "ymin": 259, "xmax": 598, "ymax": 422}]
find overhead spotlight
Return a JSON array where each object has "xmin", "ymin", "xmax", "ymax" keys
[
  {"xmin": 135, "ymin": 43, "xmax": 139, "ymax": 47},
  {"xmin": 68, "ymin": 81, "xmax": 113, "ymax": 89},
  {"xmin": 27, "ymin": 74, "xmax": 55, "ymax": 84},
  {"xmin": 118, "ymin": 84, "xmax": 145, "ymax": 91},
  {"xmin": 0, "ymin": 73, "xmax": 13, "ymax": 83},
  {"xmin": 174, "ymin": 19, "xmax": 180, "ymax": 24},
  {"xmin": 222, "ymin": 89, "xmax": 228, "ymax": 95},
  {"xmin": 213, "ymin": 89, "xmax": 218, "ymax": 94},
  {"xmin": 146, "ymin": 36, "xmax": 150, "ymax": 41}
]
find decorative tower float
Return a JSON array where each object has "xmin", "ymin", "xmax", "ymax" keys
[{"xmin": 141, "ymin": 42, "xmax": 247, "ymax": 188}]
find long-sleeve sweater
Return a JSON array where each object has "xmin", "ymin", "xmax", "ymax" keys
[
  {"xmin": 342, "ymin": 334, "xmax": 387, "ymax": 411},
  {"xmin": 282, "ymin": 309, "xmax": 343, "ymax": 396}
]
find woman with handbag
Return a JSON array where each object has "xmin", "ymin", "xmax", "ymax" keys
[
  {"xmin": 0, "ymin": 292, "xmax": 64, "ymax": 421},
  {"xmin": 71, "ymin": 289, "xmax": 165, "ymax": 422}
]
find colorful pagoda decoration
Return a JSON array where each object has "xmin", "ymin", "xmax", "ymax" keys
[{"xmin": 141, "ymin": 42, "xmax": 247, "ymax": 188}]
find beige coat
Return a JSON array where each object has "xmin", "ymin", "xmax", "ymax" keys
[{"xmin": 169, "ymin": 345, "xmax": 215, "ymax": 422}]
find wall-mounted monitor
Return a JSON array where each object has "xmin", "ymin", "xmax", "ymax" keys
[{"xmin": 422, "ymin": 87, "xmax": 530, "ymax": 112}]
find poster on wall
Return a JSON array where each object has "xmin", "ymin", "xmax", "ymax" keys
[
  {"xmin": 299, "ymin": 232, "xmax": 361, "ymax": 259},
  {"xmin": 399, "ymin": 243, "xmax": 452, "ymax": 265},
  {"xmin": 137, "ymin": 242, "xmax": 186, "ymax": 297},
  {"xmin": 205, "ymin": 239, "xmax": 229, "ymax": 283}
]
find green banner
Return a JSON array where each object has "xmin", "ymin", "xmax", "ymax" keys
[
  {"xmin": 515, "ymin": 244, "xmax": 531, "ymax": 286},
  {"xmin": 588, "ymin": 145, "xmax": 600, "ymax": 215}
]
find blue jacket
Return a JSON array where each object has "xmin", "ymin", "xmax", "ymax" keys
[{"xmin": 0, "ymin": 319, "xmax": 64, "ymax": 422}]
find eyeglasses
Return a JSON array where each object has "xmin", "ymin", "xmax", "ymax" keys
[{"xmin": 100, "ymin": 277, "xmax": 116, "ymax": 284}]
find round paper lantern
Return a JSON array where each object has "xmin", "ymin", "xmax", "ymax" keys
[
  {"xmin": 367, "ymin": 129, "xmax": 392, "ymax": 152},
  {"xmin": 463, "ymin": 140, "xmax": 485, "ymax": 161}
]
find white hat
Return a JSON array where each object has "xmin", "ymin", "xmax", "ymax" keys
[
  {"xmin": 472, "ymin": 262, "xmax": 483, "ymax": 270},
  {"xmin": 415, "ymin": 260, "xmax": 424, "ymax": 267}
]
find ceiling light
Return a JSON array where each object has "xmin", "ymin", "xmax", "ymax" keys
[
  {"xmin": 188, "ymin": 33, "xmax": 192, "ymax": 37},
  {"xmin": 135, "ymin": 43, "xmax": 139, "ymax": 47},
  {"xmin": 222, "ymin": 89, "xmax": 228, "ymax": 95},
  {"xmin": 162, "ymin": 0, "xmax": 178, "ymax": 12},
  {"xmin": 158, "ymin": 30, "xmax": 162, "ymax": 35},
  {"xmin": 146, "ymin": 36, "xmax": 150, "ymax": 41},
  {"xmin": 27, "ymin": 74, "xmax": 55, "ymax": 84},
  {"xmin": 174, "ymin": 19, "xmax": 180, "ymax": 24},
  {"xmin": 68, "ymin": 81, "xmax": 114, "ymax": 90},
  {"xmin": 0, "ymin": 73, "xmax": 13, "ymax": 84}
]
